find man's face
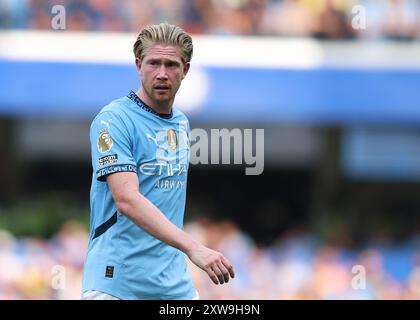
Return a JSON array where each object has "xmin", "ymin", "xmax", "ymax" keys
[{"xmin": 136, "ymin": 44, "xmax": 189, "ymax": 104}]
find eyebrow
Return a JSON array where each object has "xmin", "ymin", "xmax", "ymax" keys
[{"xmin": 146, "ymin": 58, "xmax": 181, "ymax": 66}]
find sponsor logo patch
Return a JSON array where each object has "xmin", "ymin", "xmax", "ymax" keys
[
  {"xmin": 105, "ymin": 265, "xmax": 114, "ymax": 278},
  {"xmin": 98, "ymin": 154, "xmax": 118, "ymax": 167}
]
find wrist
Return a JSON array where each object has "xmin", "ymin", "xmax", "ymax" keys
[{"xmin": 181, "ymin": 235, "xmax": 200, "ymax": 256}]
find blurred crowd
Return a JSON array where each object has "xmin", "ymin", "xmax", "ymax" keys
[
  {"xmin": 0, "ymin": 218, "xmax": 419, "ymax": 300},
  {"xmin": 0, "ymin": 0, "xmax": 420, "ymax": 40}
]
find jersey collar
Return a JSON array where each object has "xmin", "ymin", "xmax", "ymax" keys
[{"xmin": 127, "ymin": 91, "xmax": 173, "ymax": 119}]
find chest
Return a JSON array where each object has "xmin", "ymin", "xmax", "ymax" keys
[{"xmin": 132, "ymin": 122, "xmax": 190, "ymax": 169}]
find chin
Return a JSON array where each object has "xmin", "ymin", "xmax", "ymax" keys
[
  {"xmin": 155, "ymin": 94, "xmax": 173, "ymax": 102},
  {"xmin": 154, "ymin": 96, "xmax": 169, "ymax": 102}
]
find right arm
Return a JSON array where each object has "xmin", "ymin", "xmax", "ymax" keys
[{"xmin": 106, "ymin": 171, "xmax": 235, "ymax": 285}]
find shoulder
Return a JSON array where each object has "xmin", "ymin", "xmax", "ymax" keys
[
  {"xmin": 91, "ymin": 96, "xmax": 133, "ymax": 127},
  {"xmin": 172, "ymin": 107, "xmax": 190, "ymax": 124},
  {"xmin": 97, "ymin": 96, "xmax": 132, "ymax": 118}
]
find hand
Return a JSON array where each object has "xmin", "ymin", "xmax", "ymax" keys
[{"xmin": 187, "ymin": 244, "xmax": 235, "ymax": 285}]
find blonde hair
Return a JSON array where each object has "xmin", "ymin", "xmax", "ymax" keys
[{"xmin": 133, "ymin": 23, "xmax": 193, "ymax": 64}]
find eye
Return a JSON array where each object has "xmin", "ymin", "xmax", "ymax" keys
[{"xmin": 167, "ymin": 61, "xmax": 179, "ymax": 68}]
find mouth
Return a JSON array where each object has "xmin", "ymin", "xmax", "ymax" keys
[{"xmin": 154, "ymin": 85, "xmax": 170, "ymax": 91}]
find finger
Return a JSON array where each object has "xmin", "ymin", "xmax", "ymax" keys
[
  {"xmin": 228, "ymin": 266, "xmax": 235, "ymax": 279},
  {"xmin": 211, "ymin": 264, "xmax": 225, "ymax": 285},
  {"xmin": 204, "ymin": 266, "xmax": 219, "ymax": 285},
  {"xmin": 221, "ymin": 256, "xmax": 235, "ymax": 278},
  {"xmin": 216, "ymin": 262, "xmax": 230, "ymax": 283}
]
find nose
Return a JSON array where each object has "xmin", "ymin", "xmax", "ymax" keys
[{"xmin": 157, "ymin": 65, "xmax": 168, "ymax": 80}]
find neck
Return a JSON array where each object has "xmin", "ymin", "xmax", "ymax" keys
[{"xmin": 136, "ymin": 87, "xmax": 173, "ymax": 115}]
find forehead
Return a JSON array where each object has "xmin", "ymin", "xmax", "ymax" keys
[{"xmin": 143, "ymin": 44, "xmax": 182, "ymax": 62}]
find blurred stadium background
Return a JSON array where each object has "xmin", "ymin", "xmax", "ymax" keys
[{"xmin": 0, "ymin": 0, "xmax": 420, "ymax": 299}]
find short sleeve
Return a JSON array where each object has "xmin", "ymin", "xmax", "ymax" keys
[{"xmin": 90, "ymin": 111, "xmax": 137, "ymax": 181}]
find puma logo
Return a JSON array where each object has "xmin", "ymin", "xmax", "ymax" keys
[
  {"xmin": 146, "ymin": 133, "xmax": 158, "ymax": 146},
  {"xmin": 100, "ymin": 119, "xmax": 112, "ymax": 129}
]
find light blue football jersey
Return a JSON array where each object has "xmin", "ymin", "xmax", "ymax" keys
[{"xmin": 82, "ymin": 91, "xmax": 196, "ymax": 299}]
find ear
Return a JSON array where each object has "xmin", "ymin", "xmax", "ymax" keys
[
  {"xmin": 182, "ymin": 62, "xmax": 190, "ymax": 79},
  {"xmin": 135, "ymin": 57, "xmax": 142, "ymax": 73}
]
